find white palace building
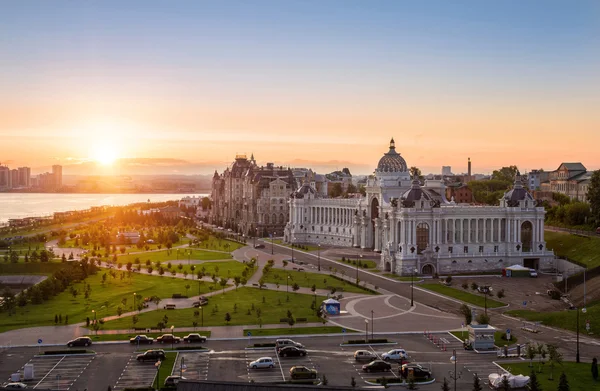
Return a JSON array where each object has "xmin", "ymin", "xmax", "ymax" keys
[{"xmin": 284, "ymin": 139, "xmax": 554, "ymax": 275}]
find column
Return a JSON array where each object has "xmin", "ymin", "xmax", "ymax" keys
[{"xmin": 491, "ymin": 218, "xmax": 495, "ymax": 243}]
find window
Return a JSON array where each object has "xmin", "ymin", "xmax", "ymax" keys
[
  {"xmin": 463, "ymin": 246, "xmax": 468, "ymax": 253},
  {"xmin": 494, "ymin": 245, "xmax": 498, "ymax": 253},
  {"xmin": 479, "ymin": 245, "xmax": 484, "ymax": 253},
  {"xmin": 452, "ymin": 260, "xmax": 457, "ymax": 264},
  {"xmin": 416, "ymin": 222, "xmax": 430, "ymax": 254},
  {"xmin": 448, "ymin": 246, "xmax": 453, "ymax": 253},
  {"xmin": 468, "ymin": 260, "xmax": 472, "ymax": 263}
]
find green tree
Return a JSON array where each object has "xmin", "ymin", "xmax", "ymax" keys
[
  {"xmin": 587, "ymin": 170, "xmax": 600, "ymax": 225},
  {"xmin": 10, "ymin": 251, "xmax": 19, "ymax": 263},
  {"xmin": 492, "ymin": 166, "xmax": 519, "ymax": 183},
  {"xmin": 224, "ymin": 312, "xmax": 231, "ymax": 324},
  {"xmin": 499, "ymin": 375, "xmax": 511, "ymax": 391},
  {"xmin": 528, "ymin": 370, "xmax": 541, "ymax": 391},
  {"xmin": 557, "ymin": 372, "xmax": 569, "ymax": 391},
  {"xmin": 329, "ymin": 183, "xmax": 343, "ymax": 198},
  {"xmin": 592, "ymin": 357, "xmax": 598, "ymax": 381},
  {"xmin": 536, "ymin": 343, "xmax": 547, "ymax": 373},
  {"xmin": 526, "ymin": 344, "xmax": 537, "ymax": 368},
  {"xmin": 472, "ymin": 374, "xmax": 482, "ymax": 391},
  {"xmin": 546, "ymin": 344, "xmax": 562, "ymax": 380},
  {"xmin": 441, "ymin": 377, "xmax": 450, "ymax": 391},
  {"xmin": 409, "ymin": 166, "xmax": 422, "ymax": 180},
  {"xmin": 346, "ymin": 183, "xmax": 357, "ymax": 194}
]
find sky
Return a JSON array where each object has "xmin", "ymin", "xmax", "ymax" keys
[{"xmin": 1, "ymin": 0, "xmax": 599, "ymax": 176}]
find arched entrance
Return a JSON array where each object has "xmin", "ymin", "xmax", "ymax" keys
[
  {"xmin": 416, "ymin": 222, "xmax": 429, "ymax": 254},
  {"xmin": 385, "ymin": 261, "xmax": 391, "ymax": 272},
  {"xmin": 421, "ymin": 264, "xmax": 435, "ymax": 275},
  {"xmin": 370, "ymin": 197, "xmax": 380, "ymax": 249},
  {"xmin": 521, "ymin": 221, "xmax": 533, "ymax": 252}
]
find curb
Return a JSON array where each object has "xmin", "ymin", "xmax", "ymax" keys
[
  {"xmin": 364, "ymin": 378, "xmax": 436, "ymax": 387},
  {"xmin": 340, "ymin": 342, "xmax": 397, "ymax": 347},
  {"xmin": 35, "ymin": 352, "xmax": 96, "ymax": 357}
]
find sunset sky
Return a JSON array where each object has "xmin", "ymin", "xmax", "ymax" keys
[{"xmin": 1, "ymin": 1, "xmax": 599, "ymax": 176}]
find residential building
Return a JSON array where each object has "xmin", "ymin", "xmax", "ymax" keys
[
  {"xmin": 542, "ymin": 163, "xmax": 591, "ymax": 202},
  {"xmin": 445, "ymin": 183, "xmax": 473, "ymax": 204},
  {"xmin": 326, "ymin": 168, "xmax": 353, "ymax": 193},
  {"xmin": 441, "ymin": 166, "xmax": 453, "ymax": 176},
  {"xmin": 18, "ymin": 167, "xmax": 31, "ymax": 187},
  {"xmin": 285, "ymin": 139, "xmax": 553, "ymax": 275},
  {"xmin": 179, "ymin": 196, "xmax": 202, "ymax": 209},
  {"xmin": 210, "ymin": 154, "xmax": 296, "ymax": 237},
  {"xmin": 10, "ymin": 169, "xmax": 19, "ymax": 189},
  {"xmin": 52, "ymin": 165, "xmax": 63, "ymax": 188},
  {"xmin": 0, "ymin": 165, "xmax": 10, "ymax": 189}
]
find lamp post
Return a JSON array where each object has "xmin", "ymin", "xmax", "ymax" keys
[
  {"xmin": 371, "ymin": 310, "xmax": 374, "ymax": 340},
  {"xmin": 449, "ymin": 349, "xmax": 461, "ymax": 391},
  {"xmin": 271, "ymin": 232, "xmax": 274, "ymax": 255},
  {"xmin": 577, "ymin": 307, "xmax": 587, "ymax": 363},
  {"xmin": 133, "ymin": 292, "xmax": 137, "ymax": 312},
  {"xmin": 155, "ymin": 360, "xmax": 161, "ymax": 390},
  {"xmin": 365, "ymin": 319, "xmax": 369, "ymax": 343},
  {"xmin": 170, "ymin": 325, "xmax": 175, "ymax": 350},
  {"xmin": 291, "ymin": 236, "xmax": 295, "ymax": 263},
  {"xmin": 187, "ymin": 250, "xmax": 191, "ymax": 266},
  {"xmin": 411, "ymin": 268, "xmax": 417, "ymax": 307},
  {"xmin": 356, "ymin": 254, "xmax": 362, "ymax": 284},
  {"xmin": 286, "ymin": 275, "xmax": 290, "ymax": 296},
  {"xmin": 92, "ymin": 309, "xmax": 97, "ymax": 335},
  {"xmin": 200, "ymin": 305, "xmax": 204, "ymax": 327},
  {"xmin": 317, "ymin": 242, "xmax": 321, "ymax": 271},
  {"xmin": 314, "ymin": 292, "xmax": 317, "ymax": 315}
]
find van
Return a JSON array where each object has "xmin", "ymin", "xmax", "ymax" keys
[
  {"xmin": 275, "ymin": 339, "xmax": 304, "ymax": 350},
  {"xmin": 164, "ymin": 304, "xmax": 176, "ymax": 310}
]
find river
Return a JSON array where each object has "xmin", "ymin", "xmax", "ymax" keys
[{"xmin": 0, "ymin": 193, "xmax": 208, "ymax": 223}]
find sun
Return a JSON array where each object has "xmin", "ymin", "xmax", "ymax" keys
[{"xmin": 91, "ymin": 144, "xmax": 119, "ymax": 165}]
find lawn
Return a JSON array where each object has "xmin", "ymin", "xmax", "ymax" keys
[
  {"xmin": 0, "ymin": 272, "xmax": 214, "ymax": 333},
  {"xmin": 420, "ymin": 283, "xmax": 506, "ymax": 308},
  {"xmin": 118, "ymin": 249, "xmax": 232, "ymax": 264},
  {"xmin": 450, "ymin": 331, "xmax": 518, "ymax": 346},
  {"xmin": 262, "ymin": 268, "xmax": 375, "ymax": 294},
  {"xmin": 243, "ymin": 326, "xmax": 356, "ymax": 337},
  {"xmin": 154, "ymin": 351, "xmax": 177, "ymax": 388},
  {"xmin": 85, "ymin": 330, "xmax": 211, "ymax": 342},
  {"xmin": 337, "ymin": 258, "xmax": 378, "ymax": 269},
  {"xmin": 506, "ymin": 303, "xmax": 598, "ymax": 335},
  {"xmin": 499, "ymin": 362, "xmax": 596, "ymax": 391},
  {"xmin": 102, "ymin": 287, "xmax": 326, "ymax": 330},
  {"xmin": 545, "ymin": 231, "xmax": 600, "ymax": 267},
  {"xmin": 382, "ymin": 273, "xmax": 418, "ymax": 282},
  {"xmin": 273, "ymin": 239, "xmax": 321, "ymax": 252},
  {"xmin": 130, "ymin": 260, "xmax": 255, "ymax": 281},
  {"xmin": 194, "ymin": 236, "xmax": 245, "ymax": 252},
  {"xmin": 0, "ymin": 261, "xmax": 66, "ymax": 276}
]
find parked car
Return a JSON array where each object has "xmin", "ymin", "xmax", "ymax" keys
[
  {"xmin": 596, "ymin": 227, "xmax": 600, "ymax": 235},
  {"xmin": 529, "ymin": 269, "xmax": 538, "ymax": 278},
  {"xmin": 400, "ymin": 363, "xmax": 432, "ymax": 380},
  {"xmin": 130, "ymin": 335, "xmax": 154, "ymax": 344},
  {"xmin": 275, "ymin": 338, "xmax": 304, "ymax": 350},
  {"xmin": 278, "ymin": 346, "xmax": 307, "ymax": 357},
  {"xmin": 354, "ymin": 350, "xmax": 378, "ymax": 361},
  {"xmin": 136, "ymin": 349, "xmax": 166, "ymax": 362},
  {"xmin": 67, "ymin": 337, "xmax": 92, "ymax": 347},
  {"xmin": 183, "ymin": 333, "xmax": 207, "ymax": 343},
  {"xmin": 289, "ymin": 366, "xmax": 317, "ymax": 380},
  {"xmin": 381, "ymin": 349, "xmax": 408, "ymax": 361},
  {"xmin": 477, "ymin": 286, "xmax": 493, "ymax": 295},
  {"xmin": 254, "ymin": 244, "xmax": 265, "ymax": 249},
  {"xmin": 156, "ymin": 334, "xmax": 181, "ymax": 344},
  {"xmin": 2, "ymin": 383, "xmax": 28, "ymax": 389},
  {"xmin": 164, "ymin": 304, "xmax": 176, "ymax": 310},
  {"xmin": 164, "ymin": 375, "xmax": 185, "ymax": 386},
  {"xmin": 248, "ymin": 357, "xmax": 275, "ymax": 369},
  {"xmin": 362, "ymin": 360, "xmax": 392, "ymax": 372}
]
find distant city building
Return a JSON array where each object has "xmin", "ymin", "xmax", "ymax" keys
[
  {"xmin": 541, "ymin": 163, "xmax": 591, "ymax": 202},
  {"xmin": 286, "ymin": 139, "xmax": 553, "ymax": 275},
  {"xmin": 159, "ymin": 205, "xmax": 184, "ymax": 220},
  {"xmin": 326, "ymin": 168, "xmax": 353, "ymax": 193},
  {"xmin": 210, "ymin": 154, "xmax": 296, "ymax": 236},
  {"xmin": 9, "ymin": 169, "xmax": 19, "ymax": 189},
  {"xmin": 52, "ymin": 165, "xmax": 63, "ymax": 188},
  {"xmin": 179, "ymin": 196, "xmax": 202, "ymax": 208},
  {"xmin": 527, "ymin": 169, "xmax": 549, "ymax": 191},
  {"xmin": 116, "ymin": 231, "xmax": 141, "ymax": 244},
  {"xmin": 18, "ymin": 167, "xmax": 31, "ymax": 187},
  {"xmin": 0, "ymin": 165, "xmax": 10, "ymax": 189},
  {"xmin": 445, "ymin": 183, "xmax": 473, "ymax": 204},
  {"xmin": 442, "ymin": 166, "xmax": 453, "ymax": 176}
]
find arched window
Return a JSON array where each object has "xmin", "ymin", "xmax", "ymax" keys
[
  {"xmin": 521, "ymin": 221, "xmax": 533, "ymax": 252},
  {"xmin": 416, "ymin": 222, "xmax": 430, "ymax": 254},
  {"xmin": 265, "ymin": 214, "xmax": 270, "ymax": 224},
  {"xmin": 279, "ymin": 214, "xmax": 285, "ymax": 224}
]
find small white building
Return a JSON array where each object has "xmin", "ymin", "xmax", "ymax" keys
[
  {"xmin": 179, "ymin": 196, "xmax": 202, "ymax": 208},
  {"xmin": 285, "ymin": 139, "xmax": 554, "ymax": 276}
]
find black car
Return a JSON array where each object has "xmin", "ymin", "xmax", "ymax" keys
[
  {"xmin": 130, "ymin": 335, "xmax": 154, "ymax": 344},
  {"xmin": 67, "ymin": 337, "xmax": 92, "ymax": 347},
  {"xmin": 136, "ymin": 349, "xmax": 166, "ymax": 362},
  {"xmin": 156, "ymin": 334, "xmax": 181, "ymax": 344},
  {"xmin": 400, "ymin": 364, "xmax": 432, "ymax": 380},
  {"xmin": 278, "ymin": 346, "xmax": 307, "ymax": 358},
  {"xmin": 183, "ymin": 333, "xmax": 207, "ymax": 343},
  {"xmin": 192, "ymin": 297, "xmax": 209, "ymax": 307},
  {"xmin": 254, "ymin": 244, "xmax": 265, "ymax": 249},
  {"xmin": 362, "ymin": 360, "xmax": 392, "ymax": 373}
]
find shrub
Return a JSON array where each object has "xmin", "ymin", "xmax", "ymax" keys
[
  {"xmin": 497, "ymin": 289, "xmax": 505, "ymax": 299},
  {"xmin": 471, "ymin": 282, "xmax": 479, "ymax": 291},
  {"xmin": 462, "ymin": 282, "xmax": 469, "ymax": 290}
]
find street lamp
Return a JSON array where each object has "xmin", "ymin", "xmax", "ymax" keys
[
  {"xmin": 411, "ymin": 268, "xmax": 418, "ymax": 307},
  {"xmin": 187, "ymin": 250, "xmax": 191, "ymax": 266},
  {"xmin": 200, "ymin": 305, "xmax": 204, "ymax": 327},
  {"xmin": 291, "ymin": 236, "xmax": 295, "ymax": 263},
  {"xmin": 317, "ymin": 242, "xmax": 321, "ymax": 272},
  {"xmin": 313, "ymin": 292, "xmax": 317, "ymax": 315},
  {"xmin": 371, "ymin": 310, "xmax": 374, "ymax": 340},
  {"xmin": 286, "ymin": 275, "xmax": 290, "ymax": 296},
  {"xmin": 577, "ymin": 307, "xmax": 587, "ymax": 363},
  {"xmin": 365, "ymin": 319, "xmax": 369, "ymax": 343},
  {"xmin": 133, "ymin": 292, "xmax": 137, "ymax": 312},
  {"xmin": 356, "ymin": 253, "xmax": 362, "ymax": 284},
  {"xmin": 92, "ymin": 309, "xmax": 97, "ymax": 335},
  {"xmin": 271, "ymin": 232, "xmax": 275, "ymax": 255},
  {"xmin": 155, "ymin": 360, "xmax": 162, "ymax": 389},
  {"xmin": 170, "ymin": 325, "xmax": 175, "ymax": 350},
  {"xmin": 449, "ymin": 349, "xmax": 461, "ymax": 391}
]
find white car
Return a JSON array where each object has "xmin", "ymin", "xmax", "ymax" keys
[
  {"xmin": 354, "ymin": 349, "xmax": 378, "ymax": 361},
  {"xmin": 3, "ymin": 383, "xmax": 28, "ymax": 389},
  {"xmin": 249, "ymin": 357, "xmax": 275, "ymax": 369},
  {"xmin": 381, "ymin": 348, "xmax": 408, "ymax": 361}
]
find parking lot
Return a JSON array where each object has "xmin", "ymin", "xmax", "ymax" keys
[
  {"xmin": 16, "ymin": 354, "xmax": 95, "ymax": 390},
  {"xmin": 112, "ymin": 354, "xmax": 159, "ymax": 391},
  {"xmin": 172, "ymin": 352, "xmax": 210, "ymax": 381},
  {"xmin": 245, "ymin": 347, "xmax": 319, "ymax": 383}
]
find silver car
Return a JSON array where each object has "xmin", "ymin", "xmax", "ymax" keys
[{"xmin": 248, "ymin": 357, "xmax": 275, "ymax": 369}]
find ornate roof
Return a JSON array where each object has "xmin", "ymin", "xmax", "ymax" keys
[
  {"xmin": 401, "ymin": 179, "xmax": 432, "ymax": 202},
  {"xmin": 503, "ymin": 172, "xmax": 534, "ymax": 202},
  {"xmin": 293, "ymin": 183, "xmax": 318, "ymax": 199},
  {"xmin": 376, "ymin": 138, "xmax": 408, "ymax": 173}
]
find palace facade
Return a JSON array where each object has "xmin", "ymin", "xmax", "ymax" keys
[
  {"xmin": 284, "ymin": 139, "xmax": 554, "ymax": 275},
  {"xmin": 210, "ymin": 154, "xmax": 296, "ymax": 237}
]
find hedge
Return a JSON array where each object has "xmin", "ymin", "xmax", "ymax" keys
[
  {"xmin": 44, "ymin": 349, "xmax": 90, "ymax": 355},
  {"xmin": 251, "ymin": 343, "xmax": 276, "ymax": 348},
  {"xmin": 346, "ymin": 338, "xmax": 389, "ymax": 344}
]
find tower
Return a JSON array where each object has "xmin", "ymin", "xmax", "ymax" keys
[{"xmin": 467, "ymin": 157, "xmax": 472, "ymax": 182}]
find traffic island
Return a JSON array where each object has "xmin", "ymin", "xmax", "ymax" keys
[
  {"xmin": 365, "ymin": 378, "xmax": 436, "ymax": 387},
  {"xmin": 340, "ymin": 338, "xmax": 396, "ymax": 346}
]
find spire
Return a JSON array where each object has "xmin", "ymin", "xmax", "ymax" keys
[
  {"xmin": 514, "ymin": 170, "xmax": 523, "ymax": 188},
  {"xmin": 389, "ymin": 138, "xmax": 396, "ymax": 150}
]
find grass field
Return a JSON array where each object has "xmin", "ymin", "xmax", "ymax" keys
[
  {"xmin": 420, "ymin": 283, "xmax": 506, "ymax": 308},
  {"xmin": 262, "ymin": 268, "xmax": 375, "ymax": 294},
  {"xmin": 118, "ymin": 249, "xmax": 232, "ymax": 264},
  {"xmin": 85, "ymin": 330, "xmax": 212, "ymax": 342},
  {"xmin": 243, "ymin": 326, "xmax": 356, "ymax": 337},
  {"xmin": 128, "ymin": 260, "xmax": 255, "ymax": 281},
  {"xmin": 450, "ymin": 331, "xmax": 518, "ymax": 346},
  {"xmin": 102, "ymin": 287, "xmax": 326, "ymax": 330},
  {"xmin": 0, "ymin": 272, "xmax": 214, "ymax": 333},
  {"xmin": 506, "ymin": 303, "xmax": 598, "ymax": 335},
  {"xmin": 499, "ymin": 362, "xmax": 595, "ymax": 391},
  {"xmin": 0, "ymin": 261, "xmax": 66, "ymax": 276},
  {"xmin": 382, "ymin": 273, "xmax": 417, "ymax": 281},
  {"xmin": 154, "ymin": 351, "xmax": 177, "ymax": 388},
  {"xmin": 545, "ymin": 230, "xmax": 600, "ymax": 267},
  {"xmin": 273, "ymin": 239, "xmax": 320, "ymax": 252},
  {"xmin": 195, "ymin": 236, "xmax": 246, "ymax": 252},
  {"xmin": 337, "ymin": 258, "xmax": 378, "ymax": 269}
]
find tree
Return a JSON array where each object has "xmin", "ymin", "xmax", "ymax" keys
[
  {"xmin": 592, "ymin": 357, "xmax": 598, "ymax": 382},
  {"xmin": 409, "ymin": 166, "xmax": 422, "ymax": 180},
  {"xmin": 292, "ymin": 283, "xmax": 300, "ymax": 292},
  {"xmin": 282, "ymin": 260, "xmax": 288, "ymax": 269},
  {"xmin": 492, "ymin": 166, "xmax": 519, "ymax": 183},
  {"xmin": 234, "ymin": 276, "xmax": 241, "ymax": 291},
  {"xmin": 546, "ymin": 344, "xmax": 562, "ymax": 380},
  {"xmin": 459, "ymin": 304, "xmax": 472, "ymax": 326},
  {"xmin": 536, "ymin": 343, "xmax": 547, "ymax": 373},
  {"xmin": 288, "ymin": 316, "xmax": 296, "ymax": 328},
  {"xmin": 499, "ymin": 375, "xmax": 511, "ymax": 391},
  {"xmin": 557, "ymin": 372, "xmax": 569, "ymax": 391},
  {"xmin": 528, "ymin": 370, "xmax": 541, "ymax": 391},
  {"xmin": 587, "ymin": 170, "xmax": 600, "ymax": 225},
  {"xmin": 224, "ymin": 312, "xmax": 231, "ymax": 324},
  {"xmin": 526, "ymin": 344, "xmax": 537, "ymax": 368},
  {"xmin": 185, "ymin": 284, "xmax": 191, "ymax": 297},
  {"xmin": 346, "ymin": 183, "xmax": 357, "ymax": 194},
  {"xmin": 220, "ymin": 278, "xmax": 227, "ymax": 294},
  {"xmin": 117, "ymin": 306, "xmax": 123, "ymax": 317},
  {"xmin": 441, "ymin": 377, "xmax": 450, "ymax": 391},
  {"xmin": 472, "ymin": 374, "xmax": 482, "ymax": 391},
  {"xmin": 329, "ymin": 183, "xmax": 343, "ymax": 198}
]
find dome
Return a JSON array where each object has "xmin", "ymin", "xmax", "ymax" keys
[
  {"xmin": 503, "ymin": 172, "xmax": 534, "ymax": 202},
  {"xmin": 401, "ymin": 179, "xmax": 432, "ymax": 202},
  {"xmin": 293, "ymin": 183, "xmax": 318, "ymax": 199},
  {"xmin": 376, "ymin": 138, "xmax": 408, "ymax": 173}
]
